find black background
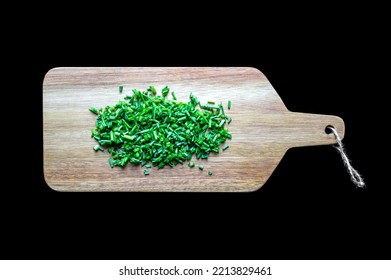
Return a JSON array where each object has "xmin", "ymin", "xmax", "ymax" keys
[{"xmin": 3, "ymin": 9, "xmax": 388, "ymax": 260}]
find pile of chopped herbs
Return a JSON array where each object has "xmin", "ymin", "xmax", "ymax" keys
[{"xmin": 89, "ymin": 86, "xmax": 232, "ymax": 175}]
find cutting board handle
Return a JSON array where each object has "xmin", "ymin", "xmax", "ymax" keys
[{"xmin": 283, "ymin": 112, "xmax": 345, "ymax": 148}]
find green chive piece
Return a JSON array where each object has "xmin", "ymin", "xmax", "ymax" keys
[
  {"xmin": 199, "ymin": 164, "xmax": 204, "ymax": 170},
  {"xmin": 228, "ymin": 100, "xmax": 231, "ymax": 110},
  {"xmin": 145, "ymin": 164, "xmax": 151, "ymax": 168},
  {"xmin": 222, "ymin": 145, "xmax": 229, "ymax": 151},
  {"xmin": 188, "ymin": 162, "xmax": 195, "ymax": 168},
  {"xmin": 110, "ymin": 131, "xmax": 114, "ymax": 141},
  {"xmin": 207, "ymin": 101, "xmax": 215, "ymax": 104},
  {"xmin": 93, "ymin": 145, "xmax": 104, "ymax": 152},
  {"xmin": 148, "ymin": 86, "xmax": 157, "ymax": 95},
  {"xmin": 122, "ymin": 135, "xmax": 136, "ymax": 141},
  {"xmin": 228, "ymin": 118, "xmax": 232, "ymax": 124},
  {"xmin": 208, "ymin": 171, "xmax": 213, "ymax": 175},
  {"xmin": 89, "ymin": 107, "xmax": 99, "ymax": 115},
  {"xmin": 220, "ymin": 102, "xmax": 225, "ymax": 116},
  {"xmin": 162, "ymin": 86, "xmax": 169, "ymax": 97},
  {"xmin": 171, "ymin": 91, "xmax": 177, "ymax": 100},
  {"xmin": 144, "ymin": 169, "xmax": 150, "ymax": 175},
  {"xmin": 119, "ymin": 86, "xmax": 123, "ymax": 93}
]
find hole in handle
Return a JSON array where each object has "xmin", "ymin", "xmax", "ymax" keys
[{"xmin": 325, "ymin": 125, "xmax": 335, "ymax": 135}]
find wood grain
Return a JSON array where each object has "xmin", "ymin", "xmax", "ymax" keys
[{"xmin": 43, "ymin": 67, "xmax": 344, "ymax": 192}]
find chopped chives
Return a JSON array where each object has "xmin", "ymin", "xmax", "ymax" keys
[
  {"xmin": 228, "ymin": 100, "xmax": 231, "ymax": 110},
  {"xmin": 148, "ymin": 86, "xmax": 157, "ymax": 95},
  {"xmin": 89, "ymin": 86, "xmax": 232, "ymax": 175},
  {"xmin": 93, "ymin": 145, "xmax": 104, "ymax": 152},
  {"xmin": 122, "ymin": 135, "xmax": 136, "ymax": 141},
  {"xmin": 220, "ymin": 103, "xmax": 225, "ymax": 116},
  {"xmin": 110, "ymin": 131, "xmax": 114, "ymax": 141},
  {"xmin": 162, "ymin": 86, "xmax": 169, "ymax": 97},
  {"xmin": 144, "ymin": 169, "xmax": 150, "ymax": 175},
  {"xmin": 136, "ymin": 129, "xmax": 150, "ymax": 135},
  {"xmin": 208, "ymin": 171, "xmax": 213, "ymax": 175},
  {"xmin": 222, "ymin": 145, "xmax": 229, "ymax": 151},
  {"xmin": 89, "ymin": 107, "xmax": 99, "ymax": 115},
  {"xmin": 119, "ymin": 86, "xmax": 123, "ymax": 93}
]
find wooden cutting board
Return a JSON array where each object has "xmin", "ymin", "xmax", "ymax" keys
[{"xmin": 43, "ymin": 67, "xmax": 344, "ymax": 192}]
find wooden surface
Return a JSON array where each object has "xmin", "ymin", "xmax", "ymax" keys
[{"xmin": 43, "ymin": 67, "xmax": 344, "ymax": 192}]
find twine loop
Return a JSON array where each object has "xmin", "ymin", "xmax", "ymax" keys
[{"xmin": 328, "ymin": 126, "xmax": 365, "ymax": 188}]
